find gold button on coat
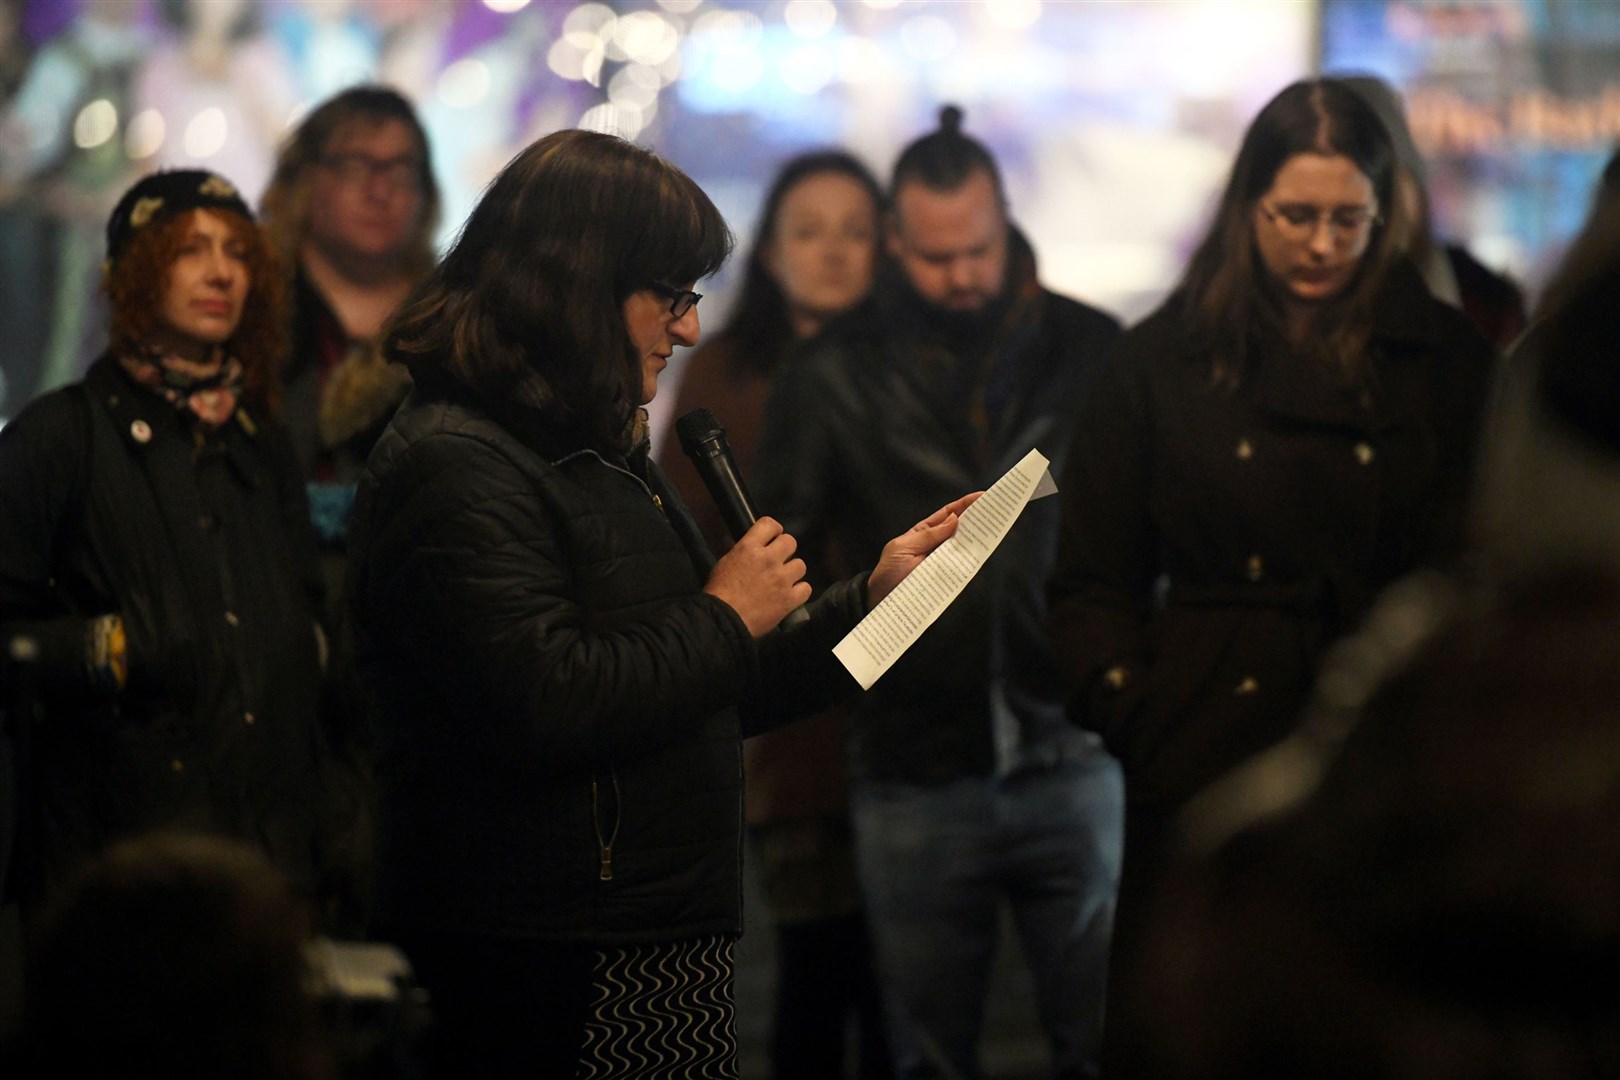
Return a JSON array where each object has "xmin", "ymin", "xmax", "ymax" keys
[
  {"xmin": 1247, "ymin": 554, "xmax": 1264, "ymax": 581},
  {"xmin": 1354, "ymin": 442, "xmax": 1375, "ymax": 465}
]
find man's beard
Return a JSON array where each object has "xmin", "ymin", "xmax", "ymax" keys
[
  {"xmin": 909, "ymin": 282, "xmax": 1011, "ymax": 345},
  {"xmin": 920, "ymin": 289, "xmax": 1004, "ymax": 344}
]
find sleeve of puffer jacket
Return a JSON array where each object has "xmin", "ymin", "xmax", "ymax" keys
[
  {"xmin": 741, "ymin": 574, "xmax": 867, "ymax": 738},
  {"xmin": 355, "ymin": 430, "xmax": 761, "ymax": 774}
]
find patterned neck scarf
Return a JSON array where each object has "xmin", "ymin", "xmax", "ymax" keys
[{"xmin": 119, "ymin": 345, "xmax": 245, "ymax": 429}]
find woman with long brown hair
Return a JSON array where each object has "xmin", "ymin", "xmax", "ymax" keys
[
  {"xmin": 659, "ymin": 149, "xmax": 890, "ymax": 1080},
  {"xmin": 1047, "ymin": 78, "xmax": 1497, "ymax": 1073}
]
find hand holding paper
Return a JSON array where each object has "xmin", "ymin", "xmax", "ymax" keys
[
  {"xmin": 866, "ymin": 491, "xmax": 984, "ymax": 606},
  {"xmin": 836, "ymin": 448, "xmax": 1058, "ymax": 690}
]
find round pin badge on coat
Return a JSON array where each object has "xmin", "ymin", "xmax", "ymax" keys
[{"xmin": 130, "ymin": 419, "xmax": 152, "ymax": 443}]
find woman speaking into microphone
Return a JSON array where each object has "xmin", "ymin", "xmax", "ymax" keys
[{"xmin": 347, "ymin": 129, "xmax": 973, "ymax": 1078}]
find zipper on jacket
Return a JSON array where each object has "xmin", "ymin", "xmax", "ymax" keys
[
  {"xmin": 554, "ymin": 448, "xmax": 661, "ymax": 509},
  {"xmin": 592, "ymin": 769, "xmax": 621, "ymax": 881}
]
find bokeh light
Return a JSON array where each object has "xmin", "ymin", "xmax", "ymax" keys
[
  {"xmin": 564, "ymin": 4, "xmax": 618, "ymax": 46},
  {"xmin": 125, "ymin": 108, "xmax": 165, "ymax": 159},
  {"xmin": 781, "ymin": 43, "xmax": 836, "ymax": 96},
  {"xmin": 784, "ymin": 0, "xmax": 838, "ymax": 39},
  {"xmin": 183, "ymin": 108, "xmax": 228, "ymax": 159},
  {"xmin": 900, "ymin": 16, "xmax": 957, "ymax": 62},
  {"xmin": 437, "ymin": 58, "xmax": 492, "ymax": 109},
  {"xmin": 837, "ymin": 35, "xmax": 887, "ymax": 85},
  {"xmin": 580, "ymin": 101, "xmax": 648, "ymax": 140},
  {"xmin": 608, "ymin": 65, "xmax": 661, "ymax": 112},
  {"xmin": 612, "ymin": 10, "xmax": 681, "ymax": 66},
  {"xmin": 548, "ymin": 37, "xmax": 607, "ymax": 85},
  {"xmin": 72, "ymin": 99, "xmax": 118, "ymax": 150},
  {"xmin": 983, "ymin": 0, "xmax": 1043, "ymax": 30}
]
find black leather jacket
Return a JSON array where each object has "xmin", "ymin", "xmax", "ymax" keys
[{"xmin": 756, "ymin": 236, "xmax": 1120, "ymax": 784}]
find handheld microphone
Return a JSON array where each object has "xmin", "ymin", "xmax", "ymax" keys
[
  {"xmin": 676, "ymin": 407, "xmax": 808, "ymax": 627},
  {"xmin": 676, "ymin": 408, "xmax": 760, "ymax": 541}
]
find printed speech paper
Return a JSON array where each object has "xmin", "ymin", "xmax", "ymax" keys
[{"xmin": 833, "ymin": 448, "xmax": 1056, "ymax": 690}]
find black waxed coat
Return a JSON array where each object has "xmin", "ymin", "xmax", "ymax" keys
[
  {"xmin": 0, "ymin": 358, "xmax": 327, "ymax": 902},
  {"xmin": 348, "ymin": 368, "xmax": 865, "ymax": 945},
  {"xmin": 756, "ymin": 237, "xmax": 1121, "ymax": 785},
  {"xmin": 1047, "ymin": 263, "xmax": 1496, "ymax": 808}
]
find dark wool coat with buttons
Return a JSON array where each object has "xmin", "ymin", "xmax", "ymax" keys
[
  {"xmin": 1047, "ymin": 262, "xmax": 1496, "ymax": 808},
  {"xmin": 0, "ymin": 358, "xmax": 328, "ymax": 904},
  {"xmin": 347, "ymin": 367, "xmax": 865, "ymax": 946}
]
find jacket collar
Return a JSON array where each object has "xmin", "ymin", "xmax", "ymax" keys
[
  {"xmin": 85, "ymin": 356, "xmax": 264, "ymax": 484},
  {"xmin": 407, "ymin": 361, "xmax": 641, "ymax": 470},
  {"xmin": 1365, "ymin": 257, "xmax": 1452, "ymax": 348}
]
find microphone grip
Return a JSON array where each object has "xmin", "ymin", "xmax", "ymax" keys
[
  {"xmin": 691, "ymin": 444, "xmax": 760, "ymax": 541},
  {"xmin": 681, "ymin": 421, "xmax": 809, "ymax": 630}
]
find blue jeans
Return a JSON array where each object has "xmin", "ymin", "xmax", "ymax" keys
[{"xmin": 852, "ymin": 753, "xmax": 1124, "ymax": 1080}]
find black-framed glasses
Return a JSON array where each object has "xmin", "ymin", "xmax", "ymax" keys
[
  {"xmin": 647, "ymin": 280, "xmax": 702, "ymax": 318},
  {"xmin": 317, "ymin": 152, "xmax": 423, "ymax": 191},
  {"xmin": 1258, "ymin": 201, "xmax": 1381, "ymax": 244}
]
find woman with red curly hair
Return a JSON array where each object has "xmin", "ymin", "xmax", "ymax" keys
[{"xmin": 0, "ymin": 169, "xmax": 329, "ymax": 919}]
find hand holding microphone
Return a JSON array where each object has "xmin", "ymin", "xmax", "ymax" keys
[{"xmin": 678, "ymin": 408, "xmax": 811, "ymax": 636}]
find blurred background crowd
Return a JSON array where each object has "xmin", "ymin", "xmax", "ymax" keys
[
  {"xmin": 3, "ymin": 3, "xmax": 1620, "ymax": 1079},
  {"xmin": 0, "ymin": 0, "xmax": 1614, "ymax": 428}
]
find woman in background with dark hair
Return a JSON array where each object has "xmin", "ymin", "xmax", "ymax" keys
[
  {"xmin": 658, "ymin": 150, "xmax": 890, "ymax": 1080},
  {"xmin": 1046, "ymin": 78, "xmax": 1496, "ymax": 1073},
  {"xmin": 349, "ymin": 130, "xmax": 971, "ymax": 1078},
  {"xmin": 1138, "ymin": 174, "xmax": 1620, "ymax": 1080}
]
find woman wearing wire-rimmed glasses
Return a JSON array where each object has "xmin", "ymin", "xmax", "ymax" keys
[
  {"xmin": 1046, "ymin": 77, "xmax": 1498, "ymax": 1074},
  {"xmin": 346, "ymin": 128, "xmax": 972, "ymax": 1078}
]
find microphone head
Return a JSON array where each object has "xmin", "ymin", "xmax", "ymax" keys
[{"xmin": 676, "ymin": 408, "xmax": 726, "ymax": 455}]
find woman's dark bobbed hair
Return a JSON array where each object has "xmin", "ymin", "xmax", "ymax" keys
[{"xmin": 387, "ymin": 129, "xmax": 733, "ymax": 452}]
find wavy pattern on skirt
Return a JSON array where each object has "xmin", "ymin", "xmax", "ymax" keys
[{"xmin": 577, "ymin": 934, "xmax": 737, "ymax": 1079}]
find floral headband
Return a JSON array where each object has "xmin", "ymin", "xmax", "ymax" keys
[{"xmin": 105, "ymin": 169, "xmax": 255, "ymax": 266}]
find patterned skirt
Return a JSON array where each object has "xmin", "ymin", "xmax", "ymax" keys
[{"xmin": 576, "ymin": 934, "xmax": 738, "ymax": 1079}]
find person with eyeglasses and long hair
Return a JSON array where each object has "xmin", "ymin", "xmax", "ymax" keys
[
  {"xmin": 259, "ymin": 84, "xmax": 441, "ymax": 934},
  {"xmin": 347, "ymin": 129, "xmax": 974, "ymax": 1078},
  {"xmin": 1046, "ymin": 77, "xmax": 1497, "ymax": 1075}
]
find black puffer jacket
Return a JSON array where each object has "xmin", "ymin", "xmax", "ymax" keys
[{"xmin": 348, "ymin": 368, "xmax": 864, "ymax": 944}]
